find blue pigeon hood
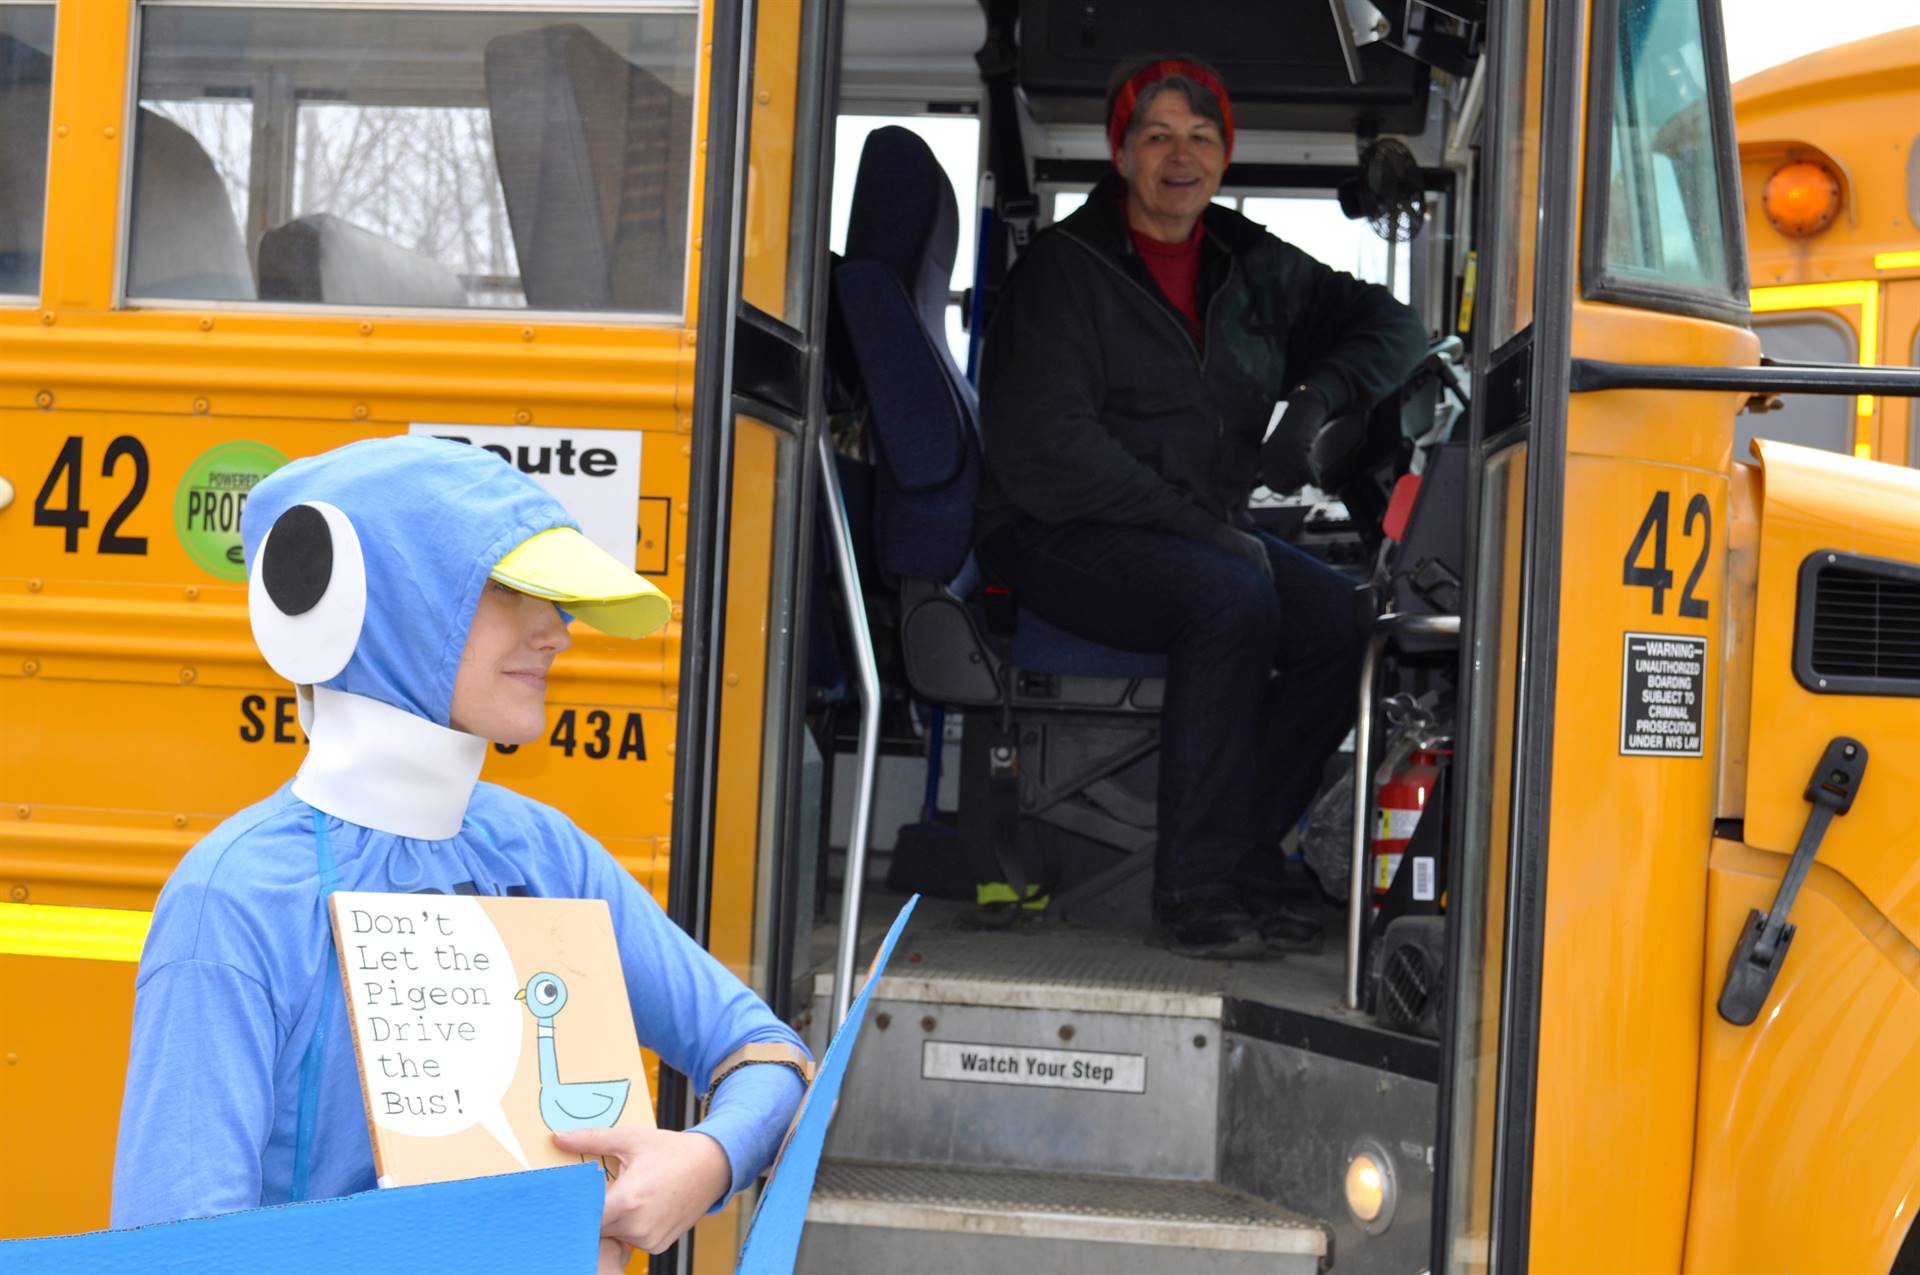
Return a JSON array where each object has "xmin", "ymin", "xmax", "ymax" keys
[{"xmin": 240, "ymin": 435, "xmax": 579, "ymax": 727}]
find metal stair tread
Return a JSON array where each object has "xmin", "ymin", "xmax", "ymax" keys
[
  {"xmin": 814, "ymin": 903, "xmax": 1357, "ymax": 1021},
  {"xmin": 805, "ymin": 1159, "xmax": 1328, "ymax": 1256}
]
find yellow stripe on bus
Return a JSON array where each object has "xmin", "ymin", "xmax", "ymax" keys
[
  {"xmin": 0, "ymin": 901, "xmax": 151, "ymax": 963},
  {"xmin": 1875, "ymin": 251, "xmax": 1920, "ymax": 272},
  {"xmin": 1751, "ymin": 280, "xmax": 1880, "ymax": 424}
]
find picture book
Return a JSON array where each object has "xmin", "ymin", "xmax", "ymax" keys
[{"xmin": 327, "ymin": 892, "xmax": 654, "ymax": 1188}]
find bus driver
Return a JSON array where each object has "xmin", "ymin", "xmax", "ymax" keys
[{"xmin": 975, "ymin": 56, "xmax": 1429, "ymax": 959}]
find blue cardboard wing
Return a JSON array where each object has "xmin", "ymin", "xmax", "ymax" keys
[
  {"xmin": 0, "ymin": 1163, "xmax": 604, "ymax": 1274},
  {"xmin": 735, "ymin": 895, "xmax": 920, "ymax": 1275}
]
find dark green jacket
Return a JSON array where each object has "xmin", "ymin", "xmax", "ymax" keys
[{"xmin": 977, "ymin": 175, "xmax": 1429, "ymax": 541}]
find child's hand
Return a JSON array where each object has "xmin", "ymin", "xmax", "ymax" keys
[{"xmin": 554, "ymin": 1127, "xmax": 733, "ymax": 1256}]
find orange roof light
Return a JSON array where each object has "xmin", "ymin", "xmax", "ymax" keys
[{"xmin": 1763, "ymin": 160, "xmax": 1842, "ymax": 238}]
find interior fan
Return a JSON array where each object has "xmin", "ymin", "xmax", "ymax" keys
[{"xmin": 1338, "ymin": 137, "xmax": 1428, "ymax": 243}]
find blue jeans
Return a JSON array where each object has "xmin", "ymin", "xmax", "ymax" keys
[{"xmin": 979, "ymin": 518, "xmax": 1363, "ymax": 905}]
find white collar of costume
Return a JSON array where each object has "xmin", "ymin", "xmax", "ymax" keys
[{"xmin": 292, "ymin": 686, "xmax": 487, "ymax": 841}]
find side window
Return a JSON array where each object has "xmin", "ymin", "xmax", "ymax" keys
[
  {"xmin": 126, "ymin": 5, "xmax": 697, "ymax": 315},
  {"xmin": 1240, "ymin": 196, "xmax": 1413, "ymax": 303},
  {"xmin": 1591, "ymin": 0, "xmax": 1740, "ymax": 306},
  {"xmin": 0, "ymin": 3, "xmax": 55, "ymax": 299},
  {"xmin": 1047, "ymin": 189, "xmax": 1414, "ymax": 302},
  {"xmin": 1743, "ymin": 314, "xmax": 1857, "ymax": 459},
  {"xmin": 830, "ymin": 113, "xmax": 980, "ymax": 365}
]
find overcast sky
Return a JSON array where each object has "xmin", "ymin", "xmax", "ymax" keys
[{"xmin": 1721, "ymin": 0, "xmax": 1917, "ymax": 80}]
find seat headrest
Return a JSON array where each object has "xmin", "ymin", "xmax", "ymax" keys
[
  {"xmin": 844, "ymin": 126, "xmax": 957, "ymax": 339},
  {"xmin": 258, "ymin": 213, "xmax": 467, "ymax": 308}
]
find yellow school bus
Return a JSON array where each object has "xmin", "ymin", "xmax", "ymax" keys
[
  {"xmin": 10, "ymin": 0, "xmax": 1920, "ymax": 1271},
  {"xmin": 1732, "ymin": 25, "xmax": 1920, "ymax": 467}
]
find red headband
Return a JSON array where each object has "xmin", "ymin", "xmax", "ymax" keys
[{"xmin": 1107, "ymin": 59, "xmax": 1236, "ymax": 162}]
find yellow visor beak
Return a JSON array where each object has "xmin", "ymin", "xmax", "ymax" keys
[{"xmin": 490, "ymin": 526, "xmax": 672, "ymax": 639}]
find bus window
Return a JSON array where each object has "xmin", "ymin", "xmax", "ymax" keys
[
  {"xmin": 1594, "ymin": 0, "xmax": 1738, "ymax": 302},
  {"xmin": 830, "ymin": 113, "xmax": 978, "ymax": 363},
  {"xmin": 1743, "ymin": 313, "xmax": 1856, "ymax": 456},
  {"xmin": 1045, "ymin": 190, "xmax": 1414, "ymax": 301},
  {"xmin": 0, "ymin": 3, "xmax": 54, "ymax": 298},
  {"xmin": 126, "ymin": 5, "xmax": 696, "ymax": 315},
  {"xmin": 1241, "ymin": 195, "xmax": 1414, "ymax": 303}
]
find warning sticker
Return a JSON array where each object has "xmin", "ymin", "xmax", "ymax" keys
[{"xmin": 1619, "ymin": 632, "xmax": 1707, "ymax": 757}]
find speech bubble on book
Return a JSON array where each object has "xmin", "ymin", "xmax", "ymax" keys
[{"xmin": 334, "ymin": 894, "xmax": 530, "ymax": 1169}]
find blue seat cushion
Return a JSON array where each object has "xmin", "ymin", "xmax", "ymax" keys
[{"xmin": 1013, "ymin": 608, "xmax": 1167, "ymax": 679}]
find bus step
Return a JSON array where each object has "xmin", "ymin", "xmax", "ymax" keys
[{"xmin": 796, "ymin": 1158, "xmax": 1328, "ymax": 1274}]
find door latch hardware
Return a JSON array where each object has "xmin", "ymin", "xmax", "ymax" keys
[{"xmin": 1717, "ymin": 736, "xmax": 1867, "ymax": 1025}]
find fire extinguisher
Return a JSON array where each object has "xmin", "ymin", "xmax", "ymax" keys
[{"xmin": 1371, "ymin": 748, "xmax": 1443, "ymax": 903}]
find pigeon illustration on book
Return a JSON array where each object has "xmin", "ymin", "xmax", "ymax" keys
[{"xmin": 517, "ymin": 971, "xmax": 630, "ymax": 1176}]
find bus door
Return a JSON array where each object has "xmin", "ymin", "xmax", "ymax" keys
[
  {"xmin": 1440, "ymin": 0, "xmax": 1753, "ymax": 1268},
  {"xmin": 663, "ymin": 0, "xmax": 839, "ymax": 1268}
]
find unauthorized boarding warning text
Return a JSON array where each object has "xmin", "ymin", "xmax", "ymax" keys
[{"xmin": 1619, "ymin": 632, "xmax": 1707, "ymax": 757}]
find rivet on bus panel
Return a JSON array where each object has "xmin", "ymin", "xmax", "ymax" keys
[
  {"xmin": 184, "ymin": 586, "xmax": 199, "ymax": 601},
  {"xmin": 179, "ymin": 668, "xmax": 197, "ymax": 684},
  {"xmin": 666, "ymin": 691, "xmax": 679, "ymax": 708},
  {"xmin": 677, "ymin": 501, "xmax": 689, "ymax": 515},
  {"xmin": 4, "ymin": 1052, "xmax": 18, "ymax": 1065},
  {"xmin": 192, "ymin": 397, "xmax": 210, "ymax": 415},
  {"xmin": 173, "ymin": 815, "xmax": 188, "ymax": 829},
  {"xmin": 353, "ymin": 404, "xmax": 370, "ymax": 420},
  {"xmin": 684, "ymin": 331, "xmax": 696, "ymax": 347},
  {"xmin": 515, "ymin": 409, "xmax": 532, "ymax": 424},
  {"xmin": 359, "ymin": 322, "xmax": 374, "ymax": 337},
  {"xmin": 198, "ymin": 317, "xmax": 213, "ymax": 332},
  {"xmin": 27, "ymin": 579, "xmax": 41, "ymax": 592},
  {"xmin": 21, "ymin": 660, "xmax": 38, "ymax": 676},
  {"xmin": 14, "ymin": 806, "xmax": 28, "ymax": 821},
  {"xmin": 680, "ymin": 443, "xmax": 692, "ymax": 458},
  {"xmin": 39, "ymin": 311, "xmax": 52, "ymax": 325},
  {"xmin": 33, "ymin": 390, "xmax": 51, "ymax": 408},
  {"xmin": 725, "ymin": 672, "xmax": 740, "ymax": 687},
  {"xmin": 103, "ymin": 126, "xmax": 115, "ymax": 140},
  {"xmin": 756, "ymin": 90, "xmax": 770, "ymax": 105},
  {"xmin": 521, "ymin": 328, "xmax": 535, "ymax": 342},
  {"xmin": 7, "ymin": 886, "xmax": 25, "ymax": 901}
]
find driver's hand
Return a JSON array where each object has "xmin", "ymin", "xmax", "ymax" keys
[{"xmin": 1260, "ymin": 388, "xmax": 1331, "ymax": 495}]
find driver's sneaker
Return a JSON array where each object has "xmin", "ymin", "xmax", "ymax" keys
[{"xmin": 1151, "ymin": 897, "xmax": 1265, "ymax": 960}]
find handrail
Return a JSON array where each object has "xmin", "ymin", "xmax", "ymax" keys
[
  {"xmin": 1569, "ymin": 356, "xmax": 1920, "ymax": 397},
  {"xmin": 1347, "ymin": 612, "xmax": 1462, "ymax": 1011},
  {"xmin": 819, "ymin": 431, "xmax": 883, "ymax": 1028}
]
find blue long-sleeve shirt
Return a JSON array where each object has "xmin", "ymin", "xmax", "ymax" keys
[{"xmin": 111, "ymin": 782, "xmax": 804, "ymax": 1228}]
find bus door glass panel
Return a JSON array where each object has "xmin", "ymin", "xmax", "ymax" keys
[
  {"xmin": 126, "ymin": 5, "xmax": 696, "ymax": 315},
  {"xmin": 830, "ymin": 114, "xmax": 979, "ymax": 364},
  {"xmin": 0, "ymin": 3, "xmax": 54, "ymax": 298},
  {"xmin": 1598, "ymin": 0, "xmax": 1735, "ymax": 297},
  {"xmin": 740, "ymin": 0, "xmax": 827, "ymax": 324},
  {"xmin": 1442, "ymin": 0, "xmax": 1545, "ymax": 1265},
  {"xmin": 1744, "ymin": 313, "xmax": 1855, "ymax": 457}
]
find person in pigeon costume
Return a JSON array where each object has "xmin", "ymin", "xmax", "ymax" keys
[{"xmin": 112, "ymin": 436, "xmax": 812, "ymax": 1265}]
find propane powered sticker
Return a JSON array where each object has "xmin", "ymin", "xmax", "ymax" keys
[
  {"xmin": 1619, "ymin": 632, "xmax": 1706, "ymax": 757},
  {"xmin": 174, "ymin": 440, "xmax": 289, "ymax": 580}
]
